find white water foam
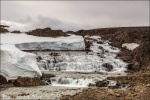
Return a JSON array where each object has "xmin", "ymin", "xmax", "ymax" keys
[{"xmin": 35, "ymin": 36, "xmax": 127, "ymax": 87}]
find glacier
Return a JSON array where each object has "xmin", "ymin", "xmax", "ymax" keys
[
  {"xmin": 1, "ymin": 33, "xmax": 85, "ymax": 50},
  {"xmin": 0, "ymin": 45, "xmax": 42, "ymax": 80}
]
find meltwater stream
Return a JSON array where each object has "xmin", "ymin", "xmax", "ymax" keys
[{"xmin": 29, "ymin": 36, "xmax": 127, "ymax": 87}]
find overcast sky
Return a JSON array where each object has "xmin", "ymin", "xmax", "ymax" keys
[{"xmin": 1, "ymin": 1, "xmax": 149, "ymax": 31}]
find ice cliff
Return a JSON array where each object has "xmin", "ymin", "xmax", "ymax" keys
[
  {"xmin": 1, "ymin": 33, "xmax": 85, "ymax": 50},
  {"xmin": 0, "ymin": 45, "xmax": 42, "ymax": 80}
]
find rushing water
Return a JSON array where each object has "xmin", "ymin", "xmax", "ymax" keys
[{"xmin": 30, "ymin": 37, "xmax": 127, "ymax": 87}]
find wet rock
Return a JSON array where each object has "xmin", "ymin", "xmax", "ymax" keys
[
  {"xmin": 13, "ymin": 76, "xmax": 44, "ymax": 87},
  {"xmin": 88, "ymin": 83, "xmax": 96, "ymax": 87},
  {"xmin": 102, "ymin": 63, "xmax": 113, "ymax": 71},
  {"xmin": 97, "ymin": 41, "xmax": 104, "ymax": 44},
  {"xmin": 36, "ymin": 56, "xmax": 42, "ymax": 62},
  {"xmin": 127, "ymin": 62, "xmax": 140, "ymax": 71},
  {"xmin": 98, "ymin": 46, "xmax": 103, "ymax": 50},
  {"xmin": 85, "ymin": 41, "xmax": 92, "ymax": 51},
  {"xmin": 95, "ymin": 80, "xmax": 109, "ymax": 87},
  {"xmin": 40, "ymin": 73, "xmax": 55, "ymax": 79}
]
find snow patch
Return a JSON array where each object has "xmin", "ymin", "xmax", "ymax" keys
[
  {"xmin": 122, "ymin": 43, "xmax": 139, "ymax": 51},
  {"xmin": 0, "ymin": 44, "xmax": 42, "ymax": 80}
]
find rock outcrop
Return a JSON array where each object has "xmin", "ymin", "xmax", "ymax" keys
[
  {"xmin": 13, "ymin": 76, "xmax": 44, "ymax": 87},
  {"xmin": 11, "ymin": 30, "xmax": 21, "ymax": 33},
  {"xmin": 0, "ymin": 25, "xmax": 9, "ymax": 33},
  {"xmin": 26, "ymin": 27, "xmax": 68, "ymax": 37}
]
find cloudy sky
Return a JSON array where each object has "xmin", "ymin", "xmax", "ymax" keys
[{"xmin": 1, "ymin": 1, "xmax": 149, "ymax": 31}]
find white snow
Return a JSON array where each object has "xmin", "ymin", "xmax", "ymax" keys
[
  {"xmin": 122, "ymin": 43, "xmax": 139, "ymax": 51},
  {"xmin": 1, "ymin": 33, "xmax": 85, "ymax": 50},
  {"xmin": 0, "ymin": 44, "xmax": 42, "ymax": 80}
]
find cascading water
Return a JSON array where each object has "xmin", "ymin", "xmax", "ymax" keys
[{"xmin": 35, "ymin": 36, "xmax": 127, "ymax": 87}]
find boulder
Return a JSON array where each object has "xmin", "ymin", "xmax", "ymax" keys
[
  {"xmin": 127, "ymin": 62, "xmax": 140, "ymax": 71},
  {"xmin": 102, "ymin": 63, "xmax": 113, "ymax": 71},
  {"xmin": 95, "ymin": 80, "xmax": 109, "ymax": 87}
]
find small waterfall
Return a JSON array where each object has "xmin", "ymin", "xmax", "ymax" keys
[{"xmin": 50, "ymin": 77, "xmax": 94, "ymax": 87}]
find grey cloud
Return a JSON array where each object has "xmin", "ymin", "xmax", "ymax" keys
[
  {"xmin": 35, "ymin": 16, "xmax": 62, "ymax": 27},
  {"xmin": 1, "ymin": 1, "xmax": 149, "ymax": 31},
  {"xmin": 31, "ymin": 15, "xmax": 92, "ymax": 31}
]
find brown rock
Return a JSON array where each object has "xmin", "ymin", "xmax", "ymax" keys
[
  {"xmin": 127, "ymin": 62, "xmax": 140, "ymax": 71},
  {"xmin": 26, "ymin": 27, "xmax": 68, "ymax": 37},
  {"xmin": 13, "ymin": 76, "xmax": 44, "ymax": 87},
  {"xmin": 95, "ymin": 80, "xmax": 109, "ymax": 87}
]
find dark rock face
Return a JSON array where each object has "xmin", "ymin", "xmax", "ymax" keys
[
  {"xmin": 40, "ymin": 73, "xmax": 55, "ymax": 79},
  {"xmin": 0, "ymin": 75, "xmax": 8, "ymax": 84},
  {"xmin": 102, "ymin": 63, "xmax": 113, "ymax": 71},
  {"xmin": 26, "ymin": 27, "xmax": 68, "ymax": 37},
  {"xmin": 11, "ymin": 30, "xmax": 21, "ymax": 33},
  {"xmin": 127, "ymin": 62, "xmax": 140, "ymax": 71},
  {"xmin": 13, "ymin": 76, "xmax": 44, "ymax": 87},
  {"xmin": 95, "ymin": 80, "xmax": 109, "ymax": 87},
  {"xmin": 0, "ymin": 25, "xmax": 9, "ymax": 33}
]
